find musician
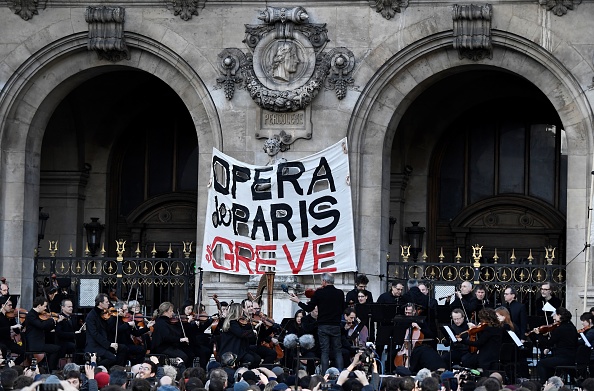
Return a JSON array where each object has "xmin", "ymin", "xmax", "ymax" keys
[
  {"xmin": 85, "ymin": 293, "xmax": 125, "ymax": 368},
  {"xmin": 474, "ymin": 284, "xmax": 492, "ymax": 314},
  {"xmin": 107, "ymin": 300, "xmax": 148, "ymax": 365},
  {"xmin": 578, "ymin": 312, "xmax": 594, "ymax": 366},
  {"xmin": 495, "ymin": 306, "xmax": 519, "ymax": 340},
  {"xmin": 25, "ymin": 296, "xmax": 64, "ymax": 371},
  {"xmin": 402, "ymin": 279, "xmax": 429, "ymax": 315},
  {"xmin": 345, "ymin": 274, "xmax": 374, "ymax": 306},
  {"xmin": 504, "ymin": 287, "xmax": 528, "ymax": 340},
  {"xmin": 0, "ymin": 284, "xmax": 9, "ymax": 299},
  {"xmin": 376, "ymin": 282, "xmax": 405, "ymax": 361},
  {"xmin": 449, "ymin": 281, "xmax": 479, "ymax": 317},
  {"xmin": 441, "ymin": 308, "xmax": 470, "ymax": 369},
  {"xmin": 418, "ymin": 281, "xmax": 438, "ymax": 344},
  {"xmin": 219, "ymin": 302, "xmax": 260, "ymax": 368},
  {"xmin": 182, "ymin": 300, "xmax": 214, "ymax": 369},
  {"xmin": 456, "ymin": 308, "xmax": 503, "ymax": 371},
  {"xmin": 289, "ymin": 273, "xmax": 345, "ymax": 373},
  {"xmin": 151, "ymin": 301, "xmax": 195, "ymax": 369},
  {"xmin": 340, "ymin": 308, "xmax": 360, "ymax": 363},
  {"xmin": 395, "ymin": 303, "xmax": 445, "ymax": 372},
  {"xmin": 249, "ymin": 301, "xmax": 280, "ymax": 365},
  {"xmin": 55, "ymin": 299, "xmax": 79, "ymax": 357},
  {"xmin": 535, "ymin": 282, "xmax": 562, "ymax": 317},
  {"xmin": 0, "ymin": 297, "xmax": 24, "ymax": 365},
  {"xmin": 534, "ymin": 307, "xmax": 578, "ymax": 384},
  {"xmin": 354, "ymin": 291, "xmax": 374, "ymax": 343}
]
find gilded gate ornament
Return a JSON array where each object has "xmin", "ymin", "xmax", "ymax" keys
[{"xmin": 216, "ymin": 6, "xmax": 356, "ymax": 113}]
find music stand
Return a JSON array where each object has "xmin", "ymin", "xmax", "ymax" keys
[{"xmin": 366, "ymin": 303, "xmax": 406, "ymax": 374}]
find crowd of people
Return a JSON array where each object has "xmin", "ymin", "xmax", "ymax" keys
[{"xmin": 0, "ymin": 274, "xmax": 590, "ymax": 391}]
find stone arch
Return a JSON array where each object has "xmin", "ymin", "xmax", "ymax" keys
[
  {"xmin": 0, "ymin": 32, "xmax": 222, "ymax": 299},
  {"xmin": 348, "ymin": 30, "xmax": 594, "ymax": 283}
]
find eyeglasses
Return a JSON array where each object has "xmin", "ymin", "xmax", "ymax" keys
[{"xmin": 139, "ymin": 366, "xmax": 151, "ymax": 371}]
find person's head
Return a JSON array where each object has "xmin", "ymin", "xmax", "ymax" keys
[
  {"xmin": 129, "ymin": 378, "xmax": 152, "ymax": 391},
  {"xmin": 64, "ymin": 370, "xmax": 81, "ymax": 389},
  {"xmin": 503, "ymin": 287, "xmax": 516, "ymax": 303},
  {"xmin": 13, "ymin": 375, "xmax": 33, "ymax": 390},
  {"xmin": 546, "ymin": 376, "xmax": 563, "ymax": 390},
  {"xmin": 137, "ymin": 360, "xmax": 157, "ymax": 379},
  {"xmin": 404, "ymin": 303, "xmax": 416, "ymax": 316},
  {"xmin": 421, "ymin": 377, "xmax": 439, "ymax": 391},
  {"xmin": 451, "ymin": 309, "xmax": 465, "ymax": 327},
  {"xmin": 263, "ymin": 137, "xmax": 282, "ymax": 157},
  {"xmin": 109, "ymin": 370, "xmax": 128, "ymax": 387},
  {"xmin": 128, "ymin": 300, "xmax": 141, "ymax": 313},
  {"xmin": 32, "ymin": 296, "xmax": 48, "ymax": 312},
  {"xmin": 184, "ymin": 304, "xmax": 194, "ymax": 316},
  {"xmin": 554, "ymin": 307, "xmax": 572, "ymax": 323},
  {"xmin": 0, "ymin": 368, "xmax": 18, "ymax": 390},
  {"xmin": 241, "ymin": 299, "xmax": 253, "ymax": 315},
  {"xmin": 418, "ymin": 282, "xmax": 429, "ymax": 296},
  {"xmin": 495, "ymin": 306, "xmax": 514, "ymax": 330},
  {"xmin": 580, "ymin": 378, "xmax": 594, "ymax": 391},
  {"xmin": 0, "ymin": 284, "xmax": 9, "ymax": 296},
  {"xmin": 344, "ymin": 308, "xmax": 356, "ymax": 324},
  {"xmin": 475, "ymin": 284, "xmax": 487, "ymax": 301},
  {"xmin": 157, "ymin": 302, "xmax": 174, "ymax": 318},
  {"xmin": 61, "ymin": 299, "xmax": 74, "ymax": 316},
  {"xmin": 95, "ymin": 293, "xmax": 110, "ymax": 309},
  {"xmin": 354, "ymin": 275, "xmax": 369, "ymax": 290},
  {"xmin": 309, "ymin": 306, "xmax": 318, "ymax": 319},
  {"xmin": 460, "ymin": 281, "xmax": 473, "ymax": 295},
  {"xmin": 210, "ymin": 368, "xmax": 228, "ymax": 387},
  {"xmin": 114, "ymin": 301, "xmax": 128, "ymax": 315},
  {"xmin": 0, "ymin": 298, "xmax": 13, "ymax": 315},
  {"xmin": 482, "ymin": 377, "xmax": 502, "ymax": 391},
  {"xmin": 580, "ymin": 312, "xmax": 593, "ymax": 328},
  {"xmin": 321, "ymin": 273, "xmax": 334, "ymax": 286},
  {"xmin": 251, "ymin": 301, "xmax": 261, "ymax": 315},
  {"xmin": 479, "ymin": 308, "xmax": 501, "ymax": 327},
  {"xmin": 391, "ymin": 282, "xmax": 404, "ymax": 296},
  {"xmin": 541, "ymin": 282, "xmax": 553, "ymax": 299},
  {"xmin": 357, "ymin": 291, "xmax": 368, "ymax": 304},
  {"xmin": 407, "ymin": 279, "xmax": 418, "ymax": 289},
  {"xmin": 294, "ymin": 309, "xmax": 305, "ymax": 325}
]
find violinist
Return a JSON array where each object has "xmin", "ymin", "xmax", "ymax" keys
[
  {"xmin": 0, "ymin": 297, "xmax": 24, "ymax": 365},
  {"xmin": 249, "ymin": 301, "xmax": 279, "ymax": 365},
  {"xmin": 128, "ymin": 299, "xmax": 153, "ymax": 352},
  {"xmin": 219, "ymin": 302, "xmax": 261, "ymax": 369},
  {"xmin": 24, "ymin": 296, "xmax": 64, "ymax": 371},
  {"xmin": 181, "ymin": 300, "xmax": 214, "ymax": 369},
  {"xmin": 55, "ymin": 299, "xmax": 79, "ymax": 357},
  {"xmin": 456, "ymin": 308, "xmax": 503, "ymax": 371},
  {"xmin": 340, "ymin": 308, "xmax": 360, "ymax": 363},
  {"xmin": 534, "ymin": 307, "xmax": 578, "ymax": 384},
  {"xmin": 441, "ymin": 308, "xmax": 470, "ymax": 369},
  {"xmin": 578, "ymin": 312, "xmax": 594, "ymax": 365},
  {"xmin": 85, "ymin": 293, "xmax": 127, "ymax": 368},
  {"xmin": 151, "ymin": 301, "xmax": 195, "ymax": 369},
  {"xmin": 107, "ymin": 301, "xmax": 139, "ymax": 364}
]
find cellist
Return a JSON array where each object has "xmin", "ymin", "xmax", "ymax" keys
[{"xmin": 456, "ymin": 308, "xmax": 503, "ymax": 371}]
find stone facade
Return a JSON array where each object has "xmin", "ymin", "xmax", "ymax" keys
[{"xmin": 0, "ymin": 0, "xmax": 592, "ymax": 318}]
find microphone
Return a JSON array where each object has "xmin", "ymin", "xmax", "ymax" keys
[
  {"xmin": 438, "ymin": 295, "xmax": 453, "ymax": 301},
  {"xmin": 281, "ymin": 284, "xmax": 290, "ymax": 294},
  {"xmin": 299, "ymin": 334, "xmax": 316, "ymax": 350},
  {"xmin": 283, "ymin": 334, "xmax": 299, "ymax": 349}
]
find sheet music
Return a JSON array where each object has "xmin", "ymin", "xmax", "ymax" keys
[
  {"xmin": 507, "ymin": 330, "xmax": 524, "ymax": 347},
  {"xmin": 443, "ymin": 325, "xmax": 457, "ymax": 342},
  {"xmin": 580, "ymin": 332, "xmax": 592, "ymax": 348}
]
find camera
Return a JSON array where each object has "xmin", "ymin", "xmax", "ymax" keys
[
  {"xmin": 357, "ymin": 346, "xmax": 375, "ymax": 374},
  {"xmin": 30, "ymin": 357, "xmax": 37, "ymax": 372},
  {"xmin": 83, "ymin": 352, "xmax": 95, "ymax": 363}
]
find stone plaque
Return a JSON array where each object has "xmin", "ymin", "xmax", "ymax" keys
[{"xmin": 256, "ymin": 107, "xmax": 312, "ymax": 143}]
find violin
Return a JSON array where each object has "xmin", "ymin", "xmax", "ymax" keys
[
  {"xmin": 304, "ymin": 287, "xmax": 322, "ymax": 299},
  {"xmin": 6, "ymin": 308, "xmax": 27, "ymax": 322},
  {"xmin": 38, "ymin": 311, "xmax": 62, "ymax": 321},
  {"xmin": 578, "ymin": 325, "xmax": 591, "ymax": 333},
  {"xmin": 101, "ymin": 308, "xmax": 118, "ymax": 320},
  {"xmin": 456, "ymin": 322, "xmax": 488, "ymax": 354},
  {"xmin": 525, "ymin": 321, "xmax": 561, "ymax": 336}
]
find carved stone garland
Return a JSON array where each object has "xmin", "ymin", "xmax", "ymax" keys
[
  {"xmin": 9, "ymin": 0, "xmax": 46, "ymax": 20},
  {"xmin": 539, "ymin": 0, "xmax": 581, "ymax": 16},
  {"xmin": 369, "ymin": 0, "xmax": 409, "ymax": 20},
  {"xmin": 85, "ymin": 6, "xmax": 130, "ymax": 62},
  {"xmin": 452, "ymin": 4, "xmax": 493, "ymax": 61},
  {"xmin": 216, "ymin": 6, "xmax": 356, "ymax": 113}
]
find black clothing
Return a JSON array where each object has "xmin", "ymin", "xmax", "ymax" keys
[
  {"xmin": 219, "ymin": 320, "xmax": 260, "ymax": 368},
  {"xmin": 24, "ymin": 309, "xmax": 61, "ymax": 370},
  {"xmin": 536, "ymin": 321, "xmax": 579, "ymax": 383},
  {"xmin": 298, "ymin": 284, "xmax": 345, "ymax": 326},
  {"xmin": 376, "ymin": 291, "xmax": 406, "ymax": 325},
  {"xmin": 506, "ymin": 300, "xmax": 528, "ymax": 339},
  {"xmin": 355, "ymin": 303, "xmax": 375, "ymax": 342},
  {"xmin": 55, "ymin": 312, "xmax": 78, "ymax": 355},
  {"xmin": 185, "ymin": 317, "xmax": 214, "ymax": 369},
  {"xmin": 441, "ymin": 321, "xmax": 470, "ymax": 369},
  {"xmin": 449, "ymin": 293, "xmax": 479, "ymax": 318},
  {"xmin": 460, "ymin": 325, "xmax": 503, "ymax": 370},
  {"xmin": 534, "ymin": 295, "xmax": 562, "ymax": 316},
  {"xmin": 402, "ymin": 287, "xmax": 429, "ymax": 314},
  {"xmin": 151, "ymin": 315, "xmax": 195, "ymax": 367},
  {"xmin": 0, "ymin": 312, "xmax": 24, "ymax": 364},
  {"xmin": 345, "ymin": 289, "xmax": 373, "ymax": 306},
  {"xmin": 85, "ymin": 306, "xmax": 127, "ymax": 368}
]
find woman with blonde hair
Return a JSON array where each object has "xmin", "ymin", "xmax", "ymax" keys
[
  {"xmin": 219, "ymin": 303, "xmax": 261, "ymax": 368},
  {"xmin": 151, "ymin": 301, "xmax": 195, "ymax": 368}
]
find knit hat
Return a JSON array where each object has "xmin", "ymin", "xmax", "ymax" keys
[
  {"xmin": 44, "ymin": 375, "xmax": 61, "ymax": 385},
  {"xmin": 95, "ymin": 372, "xmax": 110, "ymax": 389},
  {"xmin": 241, "ymin": 370, "xmax": 258, "ymax": 383},
  {"xmin": 271, "ymin": 366, "xmax": 284, "ymax": 377},
  {"xmin": 234, "ymin": 381, "xmax": 249, "ymax": 391}
]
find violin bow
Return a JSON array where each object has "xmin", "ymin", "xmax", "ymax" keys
[
  {"xmin": 456, "ymin": 286, "xmax": 470, "ymax": 323},
  {"xmin": 177, "ymin": 310, "xmax": 189, "ymax": 344}
]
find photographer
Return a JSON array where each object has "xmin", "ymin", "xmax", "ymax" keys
[{"xmin": 335, "ymin": 353, "xmax": 379, "ymax": 391}]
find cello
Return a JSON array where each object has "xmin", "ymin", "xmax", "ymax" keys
[{"xmin": 394, "ymin": 324, "xmax": 424, "ymax": 367}]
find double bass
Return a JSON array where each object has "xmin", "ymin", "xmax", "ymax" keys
[{"xmin": 394, "ymin": 325, "xmax": 424, "ymax": 367}]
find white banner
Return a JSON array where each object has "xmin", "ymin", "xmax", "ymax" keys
[{"xmin": 201, "ymin": 138, "xmax": 356, "ymax": 275}]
